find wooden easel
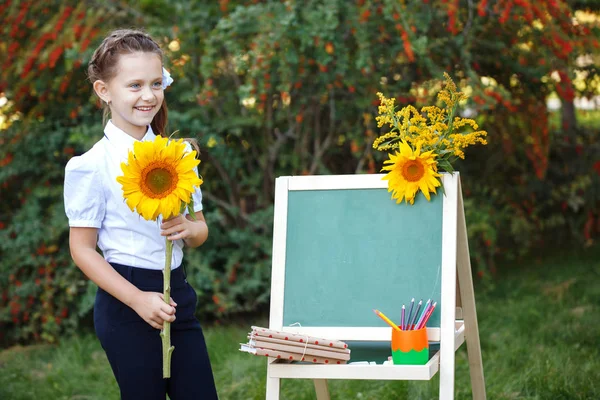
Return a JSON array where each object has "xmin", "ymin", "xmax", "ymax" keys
[{"xmin": 266, "ymin": 173, "xmax": 486, "ymax": 399}]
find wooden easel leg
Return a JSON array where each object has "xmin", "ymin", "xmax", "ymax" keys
[
  {"xmin": 439, "ymin": 173, "xmax": 459, "ymax": 400},
  {"xmin": 313, "ymin": 379, "xmax": 330, "ymax": 400},
  {"xmin": 456, "ymin": 182, "xmax": 487, "ymax": 400},
  {"xmin": 265, "ymin": 362, "xmax": 280, "ymax": 400}
]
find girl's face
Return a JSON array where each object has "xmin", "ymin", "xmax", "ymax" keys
[{"xmin": 102, "ymin": 52, "xmax": 164, "ymax": 139}]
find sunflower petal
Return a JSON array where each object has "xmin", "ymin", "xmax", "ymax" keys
[
  {"xmin": 125, "ymin": 191, "xmax": 144, "ymax": 211},
  {"xmin": 176, "ymin": 155, "xmax": 200, "ymax": 174}
]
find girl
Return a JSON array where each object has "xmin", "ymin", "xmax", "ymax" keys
[{"xmin": 64, "ymin": 29, "xmax": 218, "ymax": 399}]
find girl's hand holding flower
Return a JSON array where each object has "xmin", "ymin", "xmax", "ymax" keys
[
  {"xmin": 131, "ymin": 291, "xmax": 177, "ymax": 330},
  {"xmin": 160, "ymin": 213, "xmax": 208, "ymax": 248},
  {"xmin": 161, "ymin": 214, "xmax": 193, "ymax": 241}
]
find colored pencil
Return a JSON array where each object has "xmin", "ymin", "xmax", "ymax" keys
[
  {"xmin": 415, "ymin": 299, "xmax": 431, "ymax": 329},
  {"xmin": 400, "ymin": 305, "xmax": 405, "ymax": 330},
  {"xmin": 417, "ymin": 302, "xmax": 437, "ymax": 330},
  {"xmin": 408, "ymin": 300, "xmax": 422, "ymax": 330},
  {"xmin": 405, "ymin": 298, "xmax": 415, "ymax": 331},
  {"xmin": 416, "ymin": 306, "xmax": 432, "ymax": 330},
  {"xmin": 372, "ymin": 309, "xmax": 401, "ymax": 332}
]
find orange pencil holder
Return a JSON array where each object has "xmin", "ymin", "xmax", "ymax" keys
[{"xmin": 391, "ymin": 327, "xmax": 429, "ymax": 365}]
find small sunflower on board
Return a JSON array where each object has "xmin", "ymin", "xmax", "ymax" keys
[
  {"xmin": 116, "ymin": 135, "xmax": 202, "ymax": 378},
  {"xmin": 373, "ymin": 73, "xmax": 488, "ymax": 205}
]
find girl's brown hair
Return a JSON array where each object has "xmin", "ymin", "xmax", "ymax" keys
[{"xmin": 88, "ymin": 29, "xmax": 168, "ymax": 137}]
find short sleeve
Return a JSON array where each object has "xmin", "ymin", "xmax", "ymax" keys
[
  {"xmin": 64, "ymin": 155, "xmax": 106, "ymax": 228},
  {"xmin": 192, "ymin": 174, "xmax": 203, "ymax": 212},
  {"xmin": 184, "ymin": 141, "xmax": 203, "ymax": 212}
]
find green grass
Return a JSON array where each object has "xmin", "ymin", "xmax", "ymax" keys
[
  {"xmin": 1, "ymin": 246, "xmax": 599, "ymax": 400},
  {"xmin": 548, "ymin": 108, "xmax": 600, "ymax": 132}
]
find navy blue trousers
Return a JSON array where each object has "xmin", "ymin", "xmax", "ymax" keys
[{"xmin": 94, "ymin": 263, "xmax": 218, "ymax": 400}]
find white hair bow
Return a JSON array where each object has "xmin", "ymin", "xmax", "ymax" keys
[{"xmin": 162, "ymin": 67, "xmax": 174, "ymax": 89}]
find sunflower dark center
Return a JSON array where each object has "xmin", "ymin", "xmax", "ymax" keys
[
  {"xmin": 140, "ymin": 162, "xmax": 178, "ymax": 198},
  {"xmin": 402, "ymin": 160, "xmax": 425, "ymax": 182},
  {"xmin": 147, "ymin": 169, "xmax": 172, "ymax": 193}
]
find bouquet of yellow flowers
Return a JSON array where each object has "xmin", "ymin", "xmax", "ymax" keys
[{"xmin": 373, "ymin": 73, "xmax": 488, "ymax": 204}]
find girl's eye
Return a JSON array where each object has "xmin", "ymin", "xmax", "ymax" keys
[
  {"xmin": 153, "ymin": 81, "xmax": 163, "ymax": 88},
  {"xmin": 130, "ymin": 83, "xmax": 140, "ymax": 89}
]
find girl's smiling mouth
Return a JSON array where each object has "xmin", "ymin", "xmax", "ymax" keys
[{"xmin": 135, "ymin": 106, "xmax": 154, "ymax": 111}]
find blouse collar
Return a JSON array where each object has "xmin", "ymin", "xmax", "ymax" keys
[{"xmin": 104, "ymin": 120, "xmax": 156, "ymax": 160}]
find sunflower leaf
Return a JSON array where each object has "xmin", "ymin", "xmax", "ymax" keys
[
  {"xmin": 437, "ymin": 160, "xmax": 454, "ymax": 173},
  {"xmin": 187, "ymin": 200, "xmax": 197, "ymax": 221},
  {"xmin": 179, "ymin": 201, "xmax": 187, "ymax": 215},
  {"xmin": 438, "ymin": 181, "xmax": 446, "ymax": 196}
]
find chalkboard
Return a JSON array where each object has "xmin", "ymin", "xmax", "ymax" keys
[{"xmin": 281, "ymin": 185, "xmax": 443, "ymax": 329}]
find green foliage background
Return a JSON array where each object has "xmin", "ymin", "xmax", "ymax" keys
[{"xmin": 1, "ymin": 0, "xmax": 599, "ymax": 345}]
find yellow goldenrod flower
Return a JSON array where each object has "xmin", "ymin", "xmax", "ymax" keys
[
  {"xmin": 374, "ymin": 73, "xmax": 487, "ymax": 204},
  {"xmin": 381, "ymin": 141, "xmax": 441, "ymax": 205},
  {"xmin": 116, "ymin": 136, "xmax": 203, "ymax": 221}
]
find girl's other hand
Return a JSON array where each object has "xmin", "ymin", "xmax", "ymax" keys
[
  {"xmin": 160, "ymin": 214, "xmax": 195, "ymax": 241},
  {"xmin": 131, "ymin": 291, "xmax": 177, "ymax": 330}
]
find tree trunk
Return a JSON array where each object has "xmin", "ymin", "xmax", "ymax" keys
[{"xmin": 561, "ymin": 99, "xmax": 577, "ymax": 133}]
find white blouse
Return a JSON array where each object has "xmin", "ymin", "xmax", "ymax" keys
[{"xmin": 63, "ymin": 121, "xmax": 203, "ymax": 270}]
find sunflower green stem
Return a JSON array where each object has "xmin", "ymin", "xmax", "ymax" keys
[{"xmin": 161, "ymin": 237, "xmax": 175, "ymax": 378}]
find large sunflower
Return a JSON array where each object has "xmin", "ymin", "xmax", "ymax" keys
[
  {"xmin": 381, "ymin": 141, "xmax": 441, "ymax": 205},
  {"xmin": 116, "ymin": 136, "xmax": 203, "ymax": 221}
]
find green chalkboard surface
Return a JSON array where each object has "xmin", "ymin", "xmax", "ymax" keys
[{"xmin": 282, "ymin": 187, "xmax": 443, "ymax": 329}]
